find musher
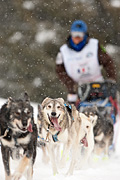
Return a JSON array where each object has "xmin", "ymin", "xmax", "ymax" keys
[{"xmin": 56, "ymin": 20, "xmax": 116, "ymax": 104}]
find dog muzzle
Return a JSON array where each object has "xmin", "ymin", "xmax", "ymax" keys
[{"xmin": 80, "ymin": 135, "xmax": 88, "ymax": 147}]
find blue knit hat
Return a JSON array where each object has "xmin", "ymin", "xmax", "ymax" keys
[{"xmin": 71, "ymin": 20, "xmax": 88, "ymax": 34}]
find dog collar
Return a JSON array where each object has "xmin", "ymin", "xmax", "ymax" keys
[
  {"xmin": 45, "ymin": 125, "xmax": 60, "ymax": 143},
  {"xmin": 64, "ymin": 103, "xmax": 72, "ymax": 109},
  {"xmin": 64, "ymin": 103, "xmax": 74, "ymax": 121},
  {"xmin": 52, "ymin": 131, "xmax": 60, "ymax": 142},
  {"xmin": 14, "ymin": 136, "xmax": 19, "ymax": 147}
]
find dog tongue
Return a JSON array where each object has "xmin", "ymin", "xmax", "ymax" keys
[
  {"xmin": 81, "ymin": 136, "xmax": 88, "ymax": 147},
  {"xmin": 27, "ymin": 123, "xmax": 33, "ymax": 132},
  {"xmin": 51, "ymin": 117, "xmax": 62, "ymax": 131}
]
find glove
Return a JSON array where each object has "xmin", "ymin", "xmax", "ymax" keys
[
  {"xmin": 67, "ymin": 94, "xmax": 78, "ymax": 104},
  {"xmin": 106, "ymin": 79, "xmax": 116, "ymax": 84}
]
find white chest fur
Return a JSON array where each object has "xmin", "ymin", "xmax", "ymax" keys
[
  {"xmin": 58, "ymin": 129, "xmax": 68, "ymax": 143},
  {"xmin": 1, "ymin": 133, "xmax": 31, "ymax": 148}
]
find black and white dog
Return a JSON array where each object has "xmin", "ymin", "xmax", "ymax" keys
[{"xmin": 0, "ymin": 93, "xmax": 37, "ymax": 180}]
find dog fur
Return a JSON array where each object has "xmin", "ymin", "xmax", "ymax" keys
[
  {"xmin": 38, "ymin": 97, "xmax": 94, "ymax": 175},
  {"xmin": 0, "ymin": 93, "xmax": 37, "ymax": 180},
  {"xmin": 82, "ymin": 106, "xmax": 114, "ymax": 156}
]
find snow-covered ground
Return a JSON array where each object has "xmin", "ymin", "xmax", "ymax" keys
[{"xmin": 0, "ymin": 98, "xmax": 120, "ymax": 180}]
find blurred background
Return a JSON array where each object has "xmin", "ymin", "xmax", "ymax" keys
[{"xmin": 0, "ymin": 0, "xmax": 120, "ymax": 102}]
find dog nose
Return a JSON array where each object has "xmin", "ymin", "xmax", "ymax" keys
[
  {"xmin": 51, "ymin": 112, "xmax": 56, "ymax": 116},
  {"xmin": 22, "ymin": 120, "xmax": 27, "ymax": 127}
]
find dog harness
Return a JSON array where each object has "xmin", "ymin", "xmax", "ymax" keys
[
  {"xmin": 44, "ymin": 124, "xmax": 60, "ymax": 143},
  {"xmin": 0, "ymin": 128, "xmax": 19, "ymax": 147},
  {"xmin": 52, "ymin": 131, "xmax": 60, "ymax": 142},
  {"xmin": 0, "ymin": 128, "xmax": 9, "ymax": 139},
  {"xmin": 64, "ymin": 103, "xmax": 74, "ymax": 121}
]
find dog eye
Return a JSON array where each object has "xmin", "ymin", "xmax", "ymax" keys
[
  {"xmin": 15, "ymin": 112, "xmax": 20, "ymax": 116},
  {"xmin": 90, "ymin": 113, "xmax": 93, "ymax": 116},
  {"xmin": 48, "ymin": 105, "xmax": 51, "ymax": 108},
  {"xmin": 86, "ymin": 126, "xmax": 89, "ymax": 129},
  {"xmin": 57, "ymin": 106, "xmax": 61, "ymax": 109},
  {"xmin": 27, "ymin": 111, "xmax": 31, "ymax": 115}
]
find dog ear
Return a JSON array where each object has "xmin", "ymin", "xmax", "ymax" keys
[
  {"xmin": 93, "ymin": 105, "xmax": 98, "ymax": 111},
  {"xmin": 70, "ymin": 104, "xmax": 78, "ymax": 118},
  {"xmin": 79, "ymin": 112, "xmax": 90, "ymax": 121},
  {"xmin": 57, "ymin": 98, "xmax": 64, "ymax": 104},
  {"xmin": 38, "ymin": 104, "xmax": 43, "ymax": 119},
  {"xmin": 42, "ymin": 97, "xmax": 52, "ymax": 107},
  {"xmin": 24, "ymin": 92, "xmax": 30, "ymax": 103},
  {"xmin": 38, "ymin": 104, "xmax": 43, "ymax": 113},
  {"xmin": 7, "ymin": 97, "xmax": 14, "ymax": 108}
]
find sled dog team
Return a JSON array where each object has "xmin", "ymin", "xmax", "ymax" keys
[{"xmin": 0, "ymin": 93, "xmax": 113, "ymax": 180}]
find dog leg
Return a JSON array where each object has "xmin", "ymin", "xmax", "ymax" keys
[
  {"xmin": 102, "ymin": 138, "xmax": 110, "ymax": 160},
  {"xmin": 27, "ymin": 159, "xmax": 33, "ymax": 180},
  {"xmin": 80, "ymin": 147, "xmax": 93, "ymax": 169},
  {"xmin": 104, "ymin": 138, "xmax": 110, "ymax": 156},
  {"xmin": 47, "ymin": 144, "xmax": 58, "ymax": 175},
  {"xmin": 42, "ymin": 146, "xmax": 50, "ymax": 164},
  {"xmin": 1, "ymin": 145, "xmax": 11, "ymax": 180},
  {"xmin": 59, "ymin": 140, "xmax": 71, "ymax": 168},
  {"xmin": 55, "ymin": 144, "xmax": 60, "ymax": 163},
  {"xmin": 12, "ymin": 155, "xmax": 31, "ymax": 180},
  {"xmin": 66, "ymin": 138, "xmax": 80, "ymax": 175},
  {"xmin": 79, "ymin": 131, "xmax": 94, "ymax": 169}
]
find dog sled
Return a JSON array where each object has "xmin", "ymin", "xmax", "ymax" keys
[
  {"xmin": 78, "ymin": 80, "xmax": 120, "ymax": 153},
  {"xmin": 78, "ymin": 80, "xmax": 117, "ymax": 124}
]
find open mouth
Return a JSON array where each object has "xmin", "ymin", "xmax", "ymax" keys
[
  {"xmin": 80, "ymin": 135, "xmax": 88, "ymax": 147},
  {"xmin": 47, "ymin": 114, "xmax": 62, "ymax": 131},
  {"xmin": 17, "ymin": 123, "xmax": 33, "ymax": 133},
  {"xmin": 17, "ymin": 124, "xmax": 27, "ymax": 132}
]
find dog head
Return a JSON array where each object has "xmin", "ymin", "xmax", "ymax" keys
[
  {"xmin": 82, "ymin": 106, "xmax": 98, "ymax": 127},
  {"xmin": 79, "ymin": 113, "xmax": 94, "ymax": 147},
  {"xmin": 39, "ymin": 97, "xmax": 66, "ymax": 132},
  {"xmin": 6, "ymin": 93, "xmax": 33, "ymax": 133}
]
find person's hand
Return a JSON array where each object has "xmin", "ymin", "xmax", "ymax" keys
[{"xmin": 106, "ymin": 79, "xmax": 116, "ymax": 84}]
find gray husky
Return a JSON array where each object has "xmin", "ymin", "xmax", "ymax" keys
[{"xmin": 38, "ymin": 97, "xmax": 94, "ymax": 175}]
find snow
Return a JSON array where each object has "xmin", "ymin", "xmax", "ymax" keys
[
  {"xmin": 33, "ymin": 77, "xmax": 42, "ymax": 88},
  {"xmin": 105, "ymin": 44, "xmax": 120, "ymax": 54},
  {"xmin": 22, "ymin": 1, "xmax": 35, "ymax": 10},
  {"xmin": 35, "ymin": 30, "xmax": 56, "ymax": 44},
  {"xmin": 0, "ymin": 98, "xmax": 120, "ymax": 179},
  {"xmin": 8, "ymin": 32, "xmax": 23, "ymax": 44},
  {"xmin": 110, "ymin": 0, "xmax": 120, "ymax": 8}
]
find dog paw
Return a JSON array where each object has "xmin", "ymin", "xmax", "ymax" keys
[
  {"xmin": 102, "ymin": 155, "xmax": 109, "ymax": 161},
  {"xmin": 12, "ymin": 172, "xmax": 22, "ymax": 180},
  {"xmin": 52, "ymin": 168, "xmax": 58, "ymax": 176},
  {"xmin": 93, "ymin": 155, "xmax": 102, "ymax": 162},
  {"xmin": 53, "ymin": 171, "xmax": 58, "ymax": 176}
]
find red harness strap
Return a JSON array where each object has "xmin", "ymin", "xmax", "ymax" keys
[{"xmin": 109, "ymin": 96, "xmax": 120, "ymax": 115}]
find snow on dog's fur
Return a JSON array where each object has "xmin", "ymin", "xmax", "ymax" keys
[
  {"xmin": 38, "ymin": 97, "xmax": 94, "ymax": 175},
  {"xmin": 0, "ymin": 93, "xmax": 37, "ymax": 180}
]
